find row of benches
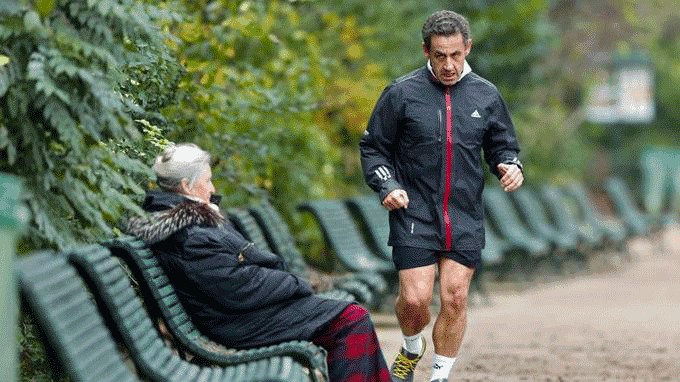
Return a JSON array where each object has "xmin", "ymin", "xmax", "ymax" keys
[
  {"xmin": 294, "ymin": 177, "xmax": 677, "ymax": 299},
  {"xmin": 19, "ymin": 244, "xmax": 326, "ymax": 382},
  {"xmin": 17, "ymin": 174, "xmax": 675, "ymax": 380}
]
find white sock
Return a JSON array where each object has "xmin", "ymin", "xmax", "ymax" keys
[
  {"xmin": 402, "ymin": 333, "xmax": 423, "ymax": 354},
  {"xmin": 430, "ymin": 353, "xmax": 456, "ymax": 380}
]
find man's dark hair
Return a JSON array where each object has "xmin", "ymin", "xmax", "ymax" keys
[{"xmin": 422, "ymin": 10, "xmax": 470, "ymax": 50}]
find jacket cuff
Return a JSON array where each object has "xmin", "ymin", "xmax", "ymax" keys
[
  {"xmin": 378, "ymin": 178, "xmax": 403, "ymax": 202},
  {"xmin": 492, "ymin": 155, "xmax": 523, "ymax": 179},
  {"xmin": 503, "ymin": 157, "xmax": 524, "ymax": 173}
]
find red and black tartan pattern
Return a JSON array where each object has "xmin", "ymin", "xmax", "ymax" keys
[{"xmin": 311, "ymin": 304, "xmax": 390, "ymax": 382}]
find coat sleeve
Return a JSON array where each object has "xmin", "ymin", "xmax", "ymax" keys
[
  {"xmin": 182, "ymin": 229, "xmax": 313, "ymax": 312},
  {"xmin": 483, "ymin": 92, "xmax": 523, "ymax": 179},
  {"xmin": 359, "ymin": 84, "xmax": 404, "ymax": 202},
  {"xmin": 241, "ymin": 244, "xmax": 288, "ymax": 271},
  {"xmin": 221, "ymin": 224, "xmax": 287, "ymax": 270}
]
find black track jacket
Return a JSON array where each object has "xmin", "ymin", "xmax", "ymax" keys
[{"xmin": 360, "ymin": 65, "xmax": 522, "ymax": 251}]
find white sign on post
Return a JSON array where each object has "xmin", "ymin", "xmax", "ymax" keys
[
  {"xmin": 615, "ymin": 67, "xmax": 655, "ymax": 124},
  {"xmin": 585, "ymin": 55, "xmax": 655, "ymax": 125}
]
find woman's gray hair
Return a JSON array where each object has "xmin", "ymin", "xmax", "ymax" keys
[
  {"xmin": 422, "ymin": 10, "xmax": 471, "ymax": 50},
  {"xmin": 152, "ymin": 143, "xmax": 211, "ymax": 192}
]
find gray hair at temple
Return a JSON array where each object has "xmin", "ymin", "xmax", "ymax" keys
[
  {"xmin": 422, "ymin": 10, "xmax": 471, "ymax": 50},
  {"xmin": 152, "ymin": 143, "xmax": 211, "ymax": 192}
]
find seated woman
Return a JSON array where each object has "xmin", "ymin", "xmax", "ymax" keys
[{"xmin": 125, "ymin": 143, "xmax": 389, "ymax": 382}]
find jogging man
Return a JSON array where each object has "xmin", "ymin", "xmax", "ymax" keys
[{"xmin": 359, "ymin": 10, "xmax": 524, "ymax": 382}]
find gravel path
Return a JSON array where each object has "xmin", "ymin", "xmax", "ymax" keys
[{"xmin": 374, "ymin": 226, "xmax": 680, "ymax": 381}]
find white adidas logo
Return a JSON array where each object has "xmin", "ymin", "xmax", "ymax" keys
[{"xmin": 471, "ymin": 109, "xmax": 481, "ymax": 118}]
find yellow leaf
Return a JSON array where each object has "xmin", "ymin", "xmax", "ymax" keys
[
  {"xmin": 214, "ymin": 69, "xmax": 226, "ymax": 86},
  {"xmin": 346, "ymin": 43, "xmax": 364, "ymax": 60},
  {"xmin": 0, "ymin": 55, "xmax": 9, "ymax": 67},
  {"xmin": 178, "ymin": 23, "xmax": 202, "ymax": 43},
  {"xmin": 200, "ymin": 73, "xmax": 210, "ymax": 85},
  {"xmin": 35, "ymin": 0, "xmax": 56, "ymax": 18}
]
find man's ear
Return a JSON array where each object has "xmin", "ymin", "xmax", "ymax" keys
[
  {"xmin": 422, "ymin": 42, "xmax": 430, "ymax": 58},
  {"xmin": 465, "ymin": 39, "xmax": 473, "ymax": 56}
]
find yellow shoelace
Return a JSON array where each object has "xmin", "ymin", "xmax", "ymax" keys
[{"xmin": 391, "ymin": 352, "xmax": 422, "ymax": 379}]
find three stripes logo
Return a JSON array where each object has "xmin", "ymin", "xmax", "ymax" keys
[{"xmin": 374, "ymin": 166, "xmax": 391, "ymax": 181}]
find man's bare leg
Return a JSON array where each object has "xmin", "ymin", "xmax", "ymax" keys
[
  {"xmin": 433, "ymin": 257, "xmax": 474, "ymax": 355},
  {"xmin": 430, "ymin": 257, "xmax": 474, "ymax": 380},
  {"xmin": 395, "ymin": 264, "xmax": 436, "ymax": 335},
  {"xmin": 390, "ymin": 265, "xmax": 436, "ymax": 381}
]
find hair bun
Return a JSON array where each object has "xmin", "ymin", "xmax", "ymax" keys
[{"xmin": 161, "ymin": 145, "xmax": 177, "ymax": 163}]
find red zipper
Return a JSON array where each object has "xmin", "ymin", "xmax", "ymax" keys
[{"xmin": 443, "ymin": 87, "xmax": 453, "ymax": 250}]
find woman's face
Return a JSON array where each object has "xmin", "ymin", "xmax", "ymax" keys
[{"xmin": 183, "ymin": 166, "xmax": 215, "ymax": 204}]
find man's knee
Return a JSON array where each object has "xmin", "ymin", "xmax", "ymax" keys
[
  {"xmin": 440, "ymin": 285, "xmax": 469, "ymax": 313},
  {"xmin": 396, "ymin": 265, "xmax": 435, "ymax": 313},
  {"xmin": 397, "ymin": 293, "xmax": 431, "ymax": 312},
  {"xmin": 397, "ymin": 284, "xmax": 433, "ymax": 314}
]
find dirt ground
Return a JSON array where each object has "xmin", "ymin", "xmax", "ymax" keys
[{"xmin": 374, "ymin": 226, "xmax": 680, "ymax": 381}]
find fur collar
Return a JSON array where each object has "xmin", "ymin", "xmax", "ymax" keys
[{"xmin": 125, "ymin": 200, "xmax": 225, "ymax": 245}]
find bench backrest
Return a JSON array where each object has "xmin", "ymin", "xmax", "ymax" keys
[
  {"xmin": 102, "ymin": 236, "xmax": 328, "ymax": 381},
  {"xmin": 16, "ymin": 251, "xmax": 138, "ymax": 382},
  {"xmin": 604, "ymin": 177, "xmax": 651, "ymax": 235},
  {"xmin": 248, "ymin": 201, "xmax": 309, "ymax": 277},
  {"xmin": 228, "ymin": 207, "xmax": 275, "ymax": 252},
  {"xmin": 484, "ymin": 188, "xmax": 537, "ymax": 243},
  {"xmin": 298, "ymin": 199, "xmax": 394, "ymax": 274},
  {"xmin": 345, "ymin": 196, "xmax": 392, "ymax": 261},
  {"xmin": 67, "ymin": 244, "xmax": 314, "ymax": 382},
  {"xmin": 482, "ymin": 220, "xmax": 508, "ymax": 266}
]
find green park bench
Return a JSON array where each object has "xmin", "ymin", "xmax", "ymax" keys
[
  {"xmin": 247, "ymin": 201, "xmax": 387, "ymax": 297},
  {"xmin": 226, "ymin": 208, "xmax": 374, "ymax": 307},
  {"xmin": 67, "ymin": 244, "xmax": 314, "ymax": 382},
  {"xmin": 297, "ymin": 199, "xmax": 396, "ymax": 278},
  {"xmin": 563, "ymin": 183, "xmax": 629, "ymax": 252},
  {"xmin": 481, "ymin": 220, "xmax": 517, "ymax": 281},
  {"xmin": 483, "ymin": 187, "xmax": 552, "ymax": 278},
  {"xmin": 604, "ymin": 177, "xmax": 653, "ymax": 236},
  {"xmin": 511, "ymin": 188, "xmax": 581, "ymax": 255},
  {"xmin": 640, "ymin": 154, "xmax": 678, "ymax": 226},
  {"xmin": 102, "ymin": 236, "xmax": 328, "ymax": 382},
  {"xmin": 17, "ymin": 251, "xmax": 138, "ymax": 382},
  {"xmin": 539, "ymin": 185, "xmax": 604, "ymax": 251},
  {"xmin": 345, "ymin": 195, "xmax": 392, "ymax": 262},
  {"xmin": 1, "ymin": 173, "xmax": 27, "ymax": 382},
  {"xmin": 18, "ymin": 250, "xmax": 310, "ymax": 382},
  {"xmin": 672, "ymin": 169, "xmax": 680, "ymax": 216}
]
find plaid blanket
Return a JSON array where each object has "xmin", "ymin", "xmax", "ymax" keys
[{"xmin": 312, "ymin": 304, "xmax": 390, "ymax": 381}]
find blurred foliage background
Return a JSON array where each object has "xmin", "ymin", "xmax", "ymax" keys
[{"xmin": 2, "ymin": 0, "xmax": 680, "ymax": 379}]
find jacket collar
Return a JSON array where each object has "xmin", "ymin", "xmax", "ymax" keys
[
  {"xmin": 426, "ymin": 59, "xmax": 472, "ymax": 86},
  {"xmin": 141, "ymin": 190, "xmax": 222, "ymax": 212},
  {"xmin": 128, "ymin": 191, "xmax": 225, "ymax": 244}
]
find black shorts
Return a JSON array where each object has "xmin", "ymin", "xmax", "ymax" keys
[{"xmin": 392, "ymin": 246, "xmax": 482, "ymax": 270}]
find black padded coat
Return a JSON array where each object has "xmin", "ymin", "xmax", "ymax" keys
[{"xmin": 125, "ymin": 191, "xmax": 351, "ymax": 348}]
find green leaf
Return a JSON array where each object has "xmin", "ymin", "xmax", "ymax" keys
[
  {"xmin": 0, "ymin": 55, "xmax": 9, "ymax": 66},
  {"xmin": 23, "ymin": 10, "xmax": 42, "ymax": 32}
]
